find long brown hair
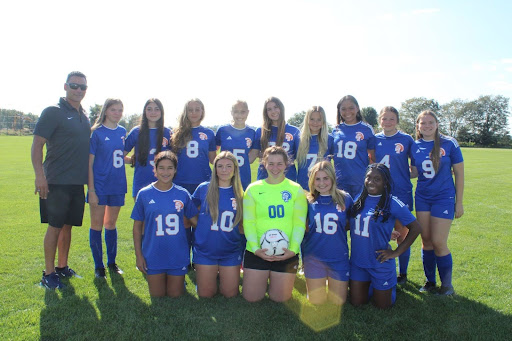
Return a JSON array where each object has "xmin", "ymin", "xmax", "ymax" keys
[
  {"xmin": 135, "ymin": 98, "xmax": 165, "ymax": 166},
  {"xmin": 171, "ymin": 98, "xmax": 205, "ymax": 153},
  {"xmin": 336, "ymin": 95, "xmax": 363, "ymax": 125},
  {"xmin": 206, "ymin": 151, "xmax": 244, "ymax": 227},
  {"xmin": 416, "ymin": 110, "xmax": 441, "ymax": 172},
  {"xmin": 91, "ymin": 98, "xmax": 123, "ymax": 131},
  {"xmin": 260, "ymin": 97, "xmax": 286, "ymax": 152}
]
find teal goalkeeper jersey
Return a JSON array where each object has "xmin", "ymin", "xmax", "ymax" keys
[{"xmin": 243, "ymin": 178, "xmax": 307, "ymax": 254}]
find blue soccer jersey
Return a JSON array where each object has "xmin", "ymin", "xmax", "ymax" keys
[
  {"xmin": 131, "ymin": 184, "xmax": 199, "ymax": 270},
  {"xmin": 374, "ymin": 131, "xmax": 416, "ymax": 198},
  {"xmin": 350, "ymin": 195, "xmax": 416, "ymax": 270},
  {"xmin": 90, "ymin": 125, "xmax": 127, "ymax": 195},
  {"xmin": 296, "ymin": 134, "xmax": 334, "ymax": 190},
  {"xmin": 412, "ymin": 136, "xmax": 464, "ymax": 200},
  {"xmin": 332, "ymin": 122, "xmax": 375, "ymax": 189},
  {"xmin": 253, "ymin": 124, "xmax": 300, "ymax": 181},
  {"xmin": 302, "ymin": 194, "xmax": 353, "ymax": 264},
  {"xmin": 216, "ymin": 124, "xmax": 256, "ymax": 190},
  {"xmin": 173, "ymin": 126, "xmax": 216, "ymax": 186},
  {"xmin": 192, "ymin": 182, "xmax": 244, "ymax": 260},
  {"xmin": 124, "ymin": 126, "xmax": 171, "ymax": 197}
]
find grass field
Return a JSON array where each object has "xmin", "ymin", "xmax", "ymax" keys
[{"xmin": 1, "ymin": 136, "xmax": 511, "ymax": 340}]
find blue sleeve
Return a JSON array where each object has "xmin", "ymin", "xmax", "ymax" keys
[
  {"xmin": 191, "ymin": 183, "xmax": 205, "ymax": 207},
  {"xmin": 131, "ymin": 193, "xmax": 145, "ymax": 221},
  {"xmin": 326, "ymin": 134, "xmax": 334, "ymax": 159},
  {"xmin": 367, "ymin": 131, "xmax": 376, "ymax": 150},
  {"xmin": 391, "ymin": 197, "xmax": 416, "ymax": 226},
  {"xmin": 124, "ymin": 127, "xmax": 138, "ymax": 152},
  {"xmin": 90, "ymin": 130, "xmax": 98, "ymax": 155},
  {"xmin": 184, "ymin": 193, "xmax": 199, "ymax": 219},
  {"xmin": 162, "ymin": 128, "xmax": 171, "ymax": 151},
  {"xmin": 293, "ymin": 130, "xmax": 301, "ymax": 157},
  {"xmin": 208, "ymin": 130, "xmax": 216, "ymax": 151},
  {"xmin": 215, "ymin": 128, "xmax": 222, "ymax": 147},
  {"xmin": 252, "ymin": 127, "xmax": 261, "ymax": 150},
  {"xmin": 450, "ymin": 139, "xmax": 464, "ymax": 164}
]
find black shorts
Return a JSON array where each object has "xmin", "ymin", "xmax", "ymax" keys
[
  {"xmin": 40, "ymin": 184, "xmax": 85, "ymax": 228},
  {"xmin": 242, "ymin": 250, "xmax": 299, "ymax": 274}
]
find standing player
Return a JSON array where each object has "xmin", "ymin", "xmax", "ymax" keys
[
  {"xmin": 296, "ymin": 106, "xmax": 334, "ymax": 191},
  {"xmin": 32, "ymin": 71, "xmax": 90, "ymax": 289},
  {"xmin": 252, "ymin": 97, "xmax": 300, "ymax": 181},
  {"xmin": 192, "ymin": 152, "xmax": 245, "ymax": 298},
  {"xmin": 171, "ymin": 98, "xmax": 216, "ymax": 195},
  {"xmin": 242, "ymin": 146, "xmax": 307, "ymax": 302},
  {"xmin": 302, "ymin": 161, "xmax": 352, "ymax": 305},
  {"xmin": 374, "ymin": 106, "xmax": 418, "ymax": 284},
  {"xmin": 132, "ymin": 151, "xmax": 199, "ymax": 297},
  {"xmin": 349, "ymin": 164, "xmax": 422, "ymax": 309},
  {"xmin": 124, "ymin": 98, "xmax": 171, "ymax": 198},
  {"xmin": 413, "ymin": 111, "xmax": 464, "ymax": 296},
  {"xmin": 87, "ymin": 98, "xmax": 127, "ymax": 278},
  {"xmin": 332, "ymin": 95, "xmax": 375, "ymax": 198},
  {"xmin": 215, "ymin": 100, "xmax": 257, "ymax": 190}
]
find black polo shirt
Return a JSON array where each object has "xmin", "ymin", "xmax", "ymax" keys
[{"xmin": 34, "ymin": 97, "xmax": 91, "ymax": 185}]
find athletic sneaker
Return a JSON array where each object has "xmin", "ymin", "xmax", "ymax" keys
[
  {"xmin": 108, "ymin": 263, "xmax": 124, "ymax": 275},
  {"xmin": 41, "ymin": 271, "xmax": 66, "ymax": 290},
  {"xmin": 419, "ymin": 281, "xmax": 437, "ymax": 293},
  {"xmin": 95, "ymin": 267, "xmax": 106, "ymax": 278},
  {"xmin": 438, "ymin": 285, "xmax": 455, "ymax": 296},
  {"xmin": 55, "ymin": 266, "xmax": 81, "ymax": 278},
  {"xmin": 397, "ymin": 274, "xmax": 408, "ymax": 285}
]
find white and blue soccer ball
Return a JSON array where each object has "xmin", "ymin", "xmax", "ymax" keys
[{"xmin": 260, "ymin": 229, "xmax": 289, "ymax": 256}]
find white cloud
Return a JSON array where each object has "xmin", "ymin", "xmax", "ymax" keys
[{"xmin": 411, "ymin": 8, "xmax": 440, "ymax": 15}]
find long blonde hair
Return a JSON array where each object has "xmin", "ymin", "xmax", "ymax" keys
[
  {"xmin": 206, "ymin": 151, "xmax": 244, "ymax": 227},
  {"xmin": 416, "ymin": 110, "xmax": 441, "ymax": 172},
  {"xmin": 171, "ymin": 98, "xmax": 205, "ymax": 153},
  {"xmin": 91, "ymin": 98, "xmax": 123, "ymax": 131},
  {"xmin": 260, "ymin": 97, "xmax": 286, "ymax": 152},
  {"xmin": 296, "ymin": 106, "xmax": 329, "ymax": 167},
  {"xmin": 307, "ymin": 161, "xmax": 347, "ymax": 210}
]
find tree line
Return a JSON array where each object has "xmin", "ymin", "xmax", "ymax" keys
[{"xmin": 2, "ymin": 95, "xmax": 510, "ymax": 147}]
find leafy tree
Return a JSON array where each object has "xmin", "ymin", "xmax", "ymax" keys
[
  {"xmin": 361, "ymin": 107, "xmax": 378, "ymax": 128},
  {"xmin": 119, "ymin": 113, "xmax": 142, "ymax": 132},
  {"xmin": 287, "ymin": 111, "xmax": 306, "ymax": 128},
  {"xmin": 465, "ymin": 95, "xmax": 510, "ymax": 146},
  {"xmin": 399, "ymin": 97, "xmax": 441, "ymax": 135},
  {"xmin": 89, "ymin": 104, "xmax": 102, "ymax": 126},
  {"xmin": 440, "ymin": 99, "xmax": 469, "ymax": 138}
]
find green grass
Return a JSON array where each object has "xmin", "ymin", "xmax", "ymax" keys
[{"xmin": 1, "ymin": 136, "xmax": 511, "ymax": 340}]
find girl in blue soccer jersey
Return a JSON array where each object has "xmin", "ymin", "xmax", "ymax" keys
[
  {"xmin": 296, "ymin": 106, "xmax": 334, "ymax": 191},
  {"xmin": 413, "ymin": 111, "xmax": 464, "ymax": 296},
  {"xmin": 124, "ymin": 98, "xmax": 171, "ymax": 198},
  {"xmin": 332, "ymin": 95, "xmax": 376, "ymax": 199},
  {"xmin": 375, "ymin": 106, "xmax": 418, "ymax": 285},
  {"xmin": 242, "ymin": 146, "xmax": 307, "ymax": 303},
  {"xmin": 87, "ymin": 98, "xmax": 127, "ymax": 278},
  {"xmin": 252, "ymin": 97, "xmax": 300, "ymax": 181},
  {"xmin": 171, "ymin": 98, "xmax": 217, "ymax": 195},
  {"xmin": 302, "ymin": 161, "xmax": 352, "ymax": 305},
  {"xmin": 349, "ymin": 164, "xmax": 422, "ymax": 309},
  {"xmin": 192, "ymin": 151, "xmax": 245, "ymax": 298},
  {"xmin": 216, "ymin": 100, "xmax": 257, "ymax": 190},
  {"xmin": 132, "ymin": 151, "xmax": 199, "ymax": 297}
]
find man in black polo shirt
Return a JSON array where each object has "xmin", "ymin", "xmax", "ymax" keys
[{"xmin": 31, "ymin": 71, "xmax": 91, "ymax": 289}]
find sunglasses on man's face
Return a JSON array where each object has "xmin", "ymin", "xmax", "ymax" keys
[{"xmin": 67, "ymin": 83, "xmax": 88, "ymax": 91}]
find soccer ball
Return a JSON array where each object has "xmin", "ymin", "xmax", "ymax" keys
[{"xmin": 260, "ymin": 229, "xmax": 289, "ymax": 256}]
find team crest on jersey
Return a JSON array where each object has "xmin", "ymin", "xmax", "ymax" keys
[
  {"xmin": 440, "ymin": 148, "xmax": 446, "ymax": 156},
  {"xmin": 394, "ymin": 143, "xmax": 404, "ymax": 154},
  {"xmin": 285, "ymin": 133, "xmax": 294, "ymax": 142},
  {"xmin": 173, "ymin": 200, "xmax": 184, "ymax": 212},
  {"xmin": 355, "ymin": 132, "xmax": 364, "ymax": 141},
  {"xmin": 162, "ymin": 137, "xmax": 169, "ymax": 147},
  {"xmin": 245, "ymin": 137, "xmax": 253, "ymax": 148},
  {"xmin": 281, "ymin": 190, "xmax": 292, "ymax": 203},
  {"xmin": 199, "ymin": 132, "xmax": 208, "ymax": 140},
  {"xmin": 336, "ymin": 204, "xmax": 345, "ymax": 212},
  {"xmin": 231, "ymin": 198, "xmax": 237, "ymax": 210}
]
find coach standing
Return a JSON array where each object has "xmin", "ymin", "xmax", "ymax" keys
[{"xmin": 31, "ymin": 71, "xmax": 91, "ymax": 290}]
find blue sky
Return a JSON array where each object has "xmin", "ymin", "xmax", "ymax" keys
[{"xmin": 1, "ymin": 0, "xmax": 511, "ymax": 129}]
